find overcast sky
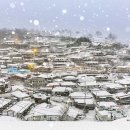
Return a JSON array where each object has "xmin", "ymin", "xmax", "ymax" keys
[{"xmin": 0, "ymin": 0, "xmax": 130, "ymax": 40}]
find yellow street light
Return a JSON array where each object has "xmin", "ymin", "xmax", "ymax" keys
[
  {"xmin": 28, "ymin": 63, "xmax": 35, "ymax": 71},
  {"xmin": 33, "ymin": 48, "xmax": 38, "ymax": 56}
]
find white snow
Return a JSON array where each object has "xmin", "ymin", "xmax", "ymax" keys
[
  {"xmin": 20, "ymin": 2, "xmax": 24, "ymax": 6},
  {"xmin": 52, "ymin": 87, "xmax": 73, "ymax": 93},
  {"xmin": 10, "ymin": 3, "xmax": 16, "ymax": 9},
  {"xmin": 33, "ymin": 20, "xmax": 40, "ymax": 26},
  {"xmin": 8, "ymin": 101, "xmax": 33, "ymax": 114},
  {"xmin": 11, "ymin": 91, "xmax": 29, "ymax": 98},
  {"xmin": 0, "ymin": 116, "xmax": 20, "ymax": 121},
  {"xmin": 62, "ymin": 9, "xmax": 67, "ymax": 14},
  {"xmin": 106, "ymin": 27, "xmax": 110, "ymax": 32},
  {"xmin": 80, "ymin": 16, "xmax": 85, "ymax": 21},
  {"xmin": 27, "ymin": 103, "xmax": 64, "ymax": 116},
  {"xmin": 12, "ymin": 31, "xmax": 15, "ymax": 35},
  {"xmin": 0, "ymin": 98, "xmax": 11, "ymax": 108}
]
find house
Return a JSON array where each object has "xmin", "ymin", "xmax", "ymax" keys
[
  {"xmin": 11, "ymin": 85, "xmax": 27, "ymax": 92},
  {"xmin": 0, "ymin": 98, "xmax": 13, "ymax": 113},
  {"xmin": 114, "ymin": 92, "xmax": 130, "ymax": 105},
  {"xmin": 33, "ymin": 93, "xmax": 50, "ymax": 104},
  {"xmin": 3, "ymin": 101, "xmax": 33, "ymax": 119},
  {"xmin": 0, "ymin": 78, "xmax": 10, "ymax": 94},
  {"xmin": 25, "ymin": 103, "xmax": 66, "ymax": 121},
  {"xmin": 102, "ymin": 83, "xmax": 125, "ymax": 94},
  {"xmin": 96, "ymin": 74, "xmax": 109, "ymax": 81},
  {"xmin": 117, "ymin": 66, "xmax": 130, "ymax": 73},
  {"xmin": 46, "ymin": 82, "xmax": 60, "ymax": 88},
  {"xmin": 52, "ymin": 87, "xmax": 73, "ymax": 96},
  {"xmin": 39, "ymin": 87, "xmax": 53, "ymax": 94},
  {"xmin": 25, "ymin": 74, "xmax": 47, "ymax": 90},
  {"xmin": 11, "ymin": 90, "xmax": 30, "ymax": 101},
  {"xmin": 96, "ymin": 102, "xmax": 117, "ymax": 110},
  {"xmin": 92, "ymin": 90, "xmax": 114, "ymax": 101},
  {"xmin": 115, "ymin": 78, "xmax": 130, "ymax": 92},
  {"xmin": 63, "ymin": 76, "xmax": 78, "ymax": 82},
  {"xmin": 74, "ymin": 98, "xmax": 95, "ymax": 110},
  {"xmin": 95, "ymin": 107, "xmax": 126, "ymax": 121},
  {"xmin": 69, "ymin": 92, "xmax": 93, "ymax": 100},
  {"xmin": 69, "ymin": 92, "xmax": 94, "ymax": 109},
  {"xmin": 64, "ymin": 108, "xmax": 84, "ymax": 121},
  {"xmin": 60, "ymin": 82, "xmax": 77, "ymax": 88},
  {"xmin": 78, "ymin": 81, "xmax": 99, "ymax": 91}
]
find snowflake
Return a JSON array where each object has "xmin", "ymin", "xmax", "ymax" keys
[
  {"xmin": 126, "ymin": 8, "xmax": 129, "ymax": 11},
  {"xmin": 80, "ymin": 16, "xmax": 85, "ymax": 21},
  {"xmin": 12, "ymin": 31, "xmax": 15, "ymax": 35},
  {"xmin": 52, "ymin": 3, "xmax": 56, "ymax": 7},
  {"xmin": 33, "ymin": 20, "xmax": 40, "ymax": 26},
  {"xmin": 62, "ymin": 9, "xmax": 67, "ymax": 14},
  {"xmin": 84, "ymin": 3, "xmax": 88, "ymax": 7},
  {"xmin": 78, "ymin": 5, "xmax": 81, "ymax": 9},
  {"xmin": 55, "ymin": 25, "xmax": 58, "ymax": 28},
  {"xmin": 29, "ymin": 20, "xmax": 33, "ymax": 23},
  {"xmin": 106, "ymin": 27, "xmax": 110, "ymax": 32},
  {"xmin": 10, "ymin": 3, "xmax": 16, "ymax": 8},
  {"xmin": 20, "ymin": 2, "xmax": 24, "ymax": 6}
]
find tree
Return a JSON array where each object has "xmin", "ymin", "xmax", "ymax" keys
[
  {"xmin": 67, "ymin": 37, "xmax": 92, "ymax": 48},
  {"xmin": 107, "ymin": 33, "xmax": 117, "ymax": 41},
  {"xmin": 95, "ymin": 31, "xmax": 102, "ymax": 37},
  {"xmin": 75, "ymin": 37, "xmax": 92, "ymax": 44}
]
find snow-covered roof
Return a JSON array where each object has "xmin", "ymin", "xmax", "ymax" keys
[
  {"xmin": 46, "ymin": 82, "xmax": 60, "ymax": 87},
  {"xmin": 8, "ymin": 101, "xmax": 33, "ymax": 114},
  {"xmin": 74, "ymin": 98, "xmax": 94, "ymax": 105},
  {"xmin": 52, "ymin": 87, "xmax": 73, "ymax": 93},
  {"xmin": 33, "ymin": 93, "xmax": 48, "ymax": 100},
  {"xmin": 92, "ymin": 90, "xmax": 112, "ymax": 97},
  {"xmin": 97, "ymin": 102, "xmax": 117, "ymax": 108},
  {"xmin": 103, "ymin": 83, "xmax": 124, "ymax": 89},
  {"xmin": 115, "ymin": 92, "xmax": 130, "ymax": 98},
  {"xmin": 67, "ymin": 108, "xmax": 80, "ymax": 118},
  {"xmin": 26, "ymin": 103, "xmax": 64, "ymax": 117},
  {"xmin": 115, "ymin": 79, "xmax": 130, "ymax": 85},
  {"xmin": 70, "ymin": 92, "xmax": 93, "ymax": 99},
  {"xmin": 63, "ymin": 76, "xmax": 77, "ymax": 80},
  {"xmin": 97, "ymin": 110, "xmax": 110, "ymax": 116},
  {"xmin": 11, "ymin": 91, "xmax": 29, "ymax": 98},
  {"xmin": 12, "ymin": 85, "xmax": 26, "ymax": 92},
  {"xmin": 60, "ymin": 82, "xmax": 76, "ymax": 86},
  {"xmin": 0, "ymin": 98, "xmax": 12, "ymax": 108}
]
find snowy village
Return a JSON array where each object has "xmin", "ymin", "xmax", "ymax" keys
[
  {"xmin": 0, "ymin": 30, "xmax": 130, "ymax": 122},
  {"xmin": 0, "ymin": 0, "xmax": 130, "ymax": 126}
]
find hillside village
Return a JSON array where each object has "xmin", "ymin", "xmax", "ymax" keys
[{"xmin": 0, "ymin": 32, "xmax": 130, "ymax": 121}]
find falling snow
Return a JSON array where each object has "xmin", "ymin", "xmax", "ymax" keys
[
  {"xmin": 80, "ymin": 16, "xmax": 85, "ymax": 21},
  {"xmin": 62, "ymin": 9, "xmax": 67, "ymax": 14},
  {"xmin": 12, "ymin": 31, "xmax": 15, "ymax": 35},
  {"xmin": 20, "ymin": 2, "xmax": 24, "ymax": 6},
  {"xmin": 10, "ymin": 3, "xmax": 16, "ymax": 9},
  {"xmin": 106, "ymin": 27, "xmax": 110, "ymax": 32},
  {"xmin": 33, "ymin": 20, "xmax": 40, "ymax": 26}
]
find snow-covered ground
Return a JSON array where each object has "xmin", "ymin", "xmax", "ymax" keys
[{"xmin": 0, "ymin": 116, "xmax": 20, "ymax": 121}]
